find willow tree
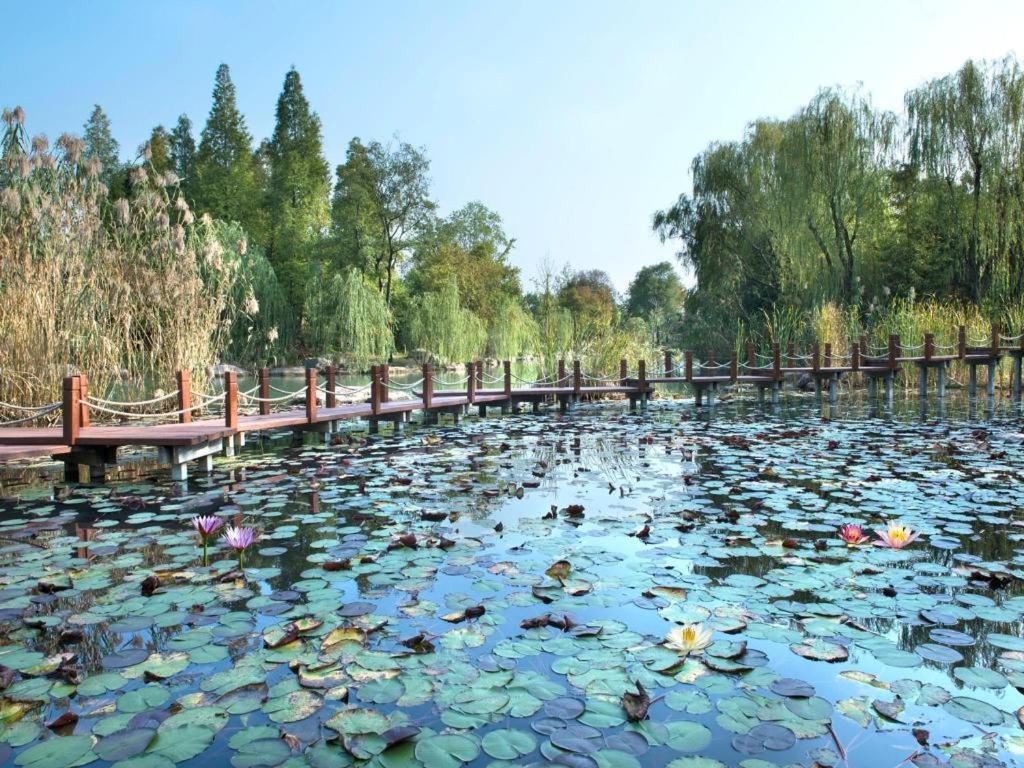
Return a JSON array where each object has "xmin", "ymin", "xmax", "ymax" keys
[
  {"xmin": 906, "ymin": 59, "xmax": 1004, "ymax": 301},
  {"xmin": 796, "ymin": 88, "xmax": 895, "ymax": 306},
  {"xmin": 403, "ymin": 278, "xmax": 486, "ymax": 364},
  {"xmin": 304, "ymin": 266, "xmax": 393, "ymax": 366},
  {"xmin": 488, "ymin": 298, "xmax": 537, "ymax": 360}
]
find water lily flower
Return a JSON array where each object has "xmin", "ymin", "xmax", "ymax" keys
[
  {"xmin": 191, "ymin": 515, "xmax": 223, "ymax": 565},
  {"xmin": 664, "ymin": 623, "xmax": 714, "ymax": 655},
  {"xmin": 838, "ymin": 524, "xmax": 870, "ymax": 546},
  {"xmin": 874, "ymin": 523, "xmax": 919, "ymax": 549},
  {"xmin": 223, "ymin": 526, "xmax": 257, "ymax": 569}
]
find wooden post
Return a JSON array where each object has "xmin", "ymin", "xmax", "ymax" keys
[
  {"xmin": 924, "ymin": 333, "xmax": 934, "ymax": 361},
  {"xmin": 991, "ymin": 323, "xmax": 1000, "ymax": 356},
  {"xmin": 746, "ymin": 343, "xmax": 755, "ymax": 369},
  {"xmin": 79, "ymin": 374, "xmax": 90, "ymax": 428},
  {"xmin": 573, "ymin": 360, "xmax": 581, "ymax": 394},
  {"xmin": 371, "ymin": 365, "xmax": 382, "ymax": 415},
  {"xmin": 859, "ymin": 334, "xmax": 867, "ymax": 357},
  {"xmin": 557, "ymin": 359, "xmax": 566, "ymax": 387},
  {"xmin": 62, "ymin": 376, "xmax": 81, "ymax": 446},
  {"xmin": 685, "ymin": 351, "xmax": 693, "ymax": 382},
  {"xmin": 326, "ymin": 365, "xmax": 337, "ymax": 408},
  {"xmin": 177, "ymin": 370, "xmax": 192, "ymax": 424},
  {"xmin": 258, "ymin": 368, "xmax": 270, "ymax": 416},
  {"xmin": 503, "ymin": 361, "xmax": 512, "ymax": 398},
  {"xmin": 958, "ymin": 325, "xmax": 966, "ymax": 359},
  {"xmin": 466, "ymin": 362, "xmax": 477, "ymax": 404},
  {"xmin": 619, "ymin": 359, "xmax": 628, "ymax": 385},
  {"xmin": 638, "ymin": 360, "xmax": 647, "ymax": 393},
  {"xmin": 772, "ymin": 343, "xmax": 782, "ymax": 380},
  {"xmin": 224, "ymin": 371, "xmax": 238, "ymax": 429},
  {"xmin": 729, "ymin": 352, "xmax": 738, "ymax": 382},
  {"xmin": 422, "ymin": 364, "xmax": 433, "ymax": 408},
  {"xmin": 888, "ymin": 334, "xmax": 899, "ymax": 371},
  {"xmin": 664, "ymin": 350, "xmax": 672, "ymax": 376},
  {"xmin": 786, "ymin": 342, "xmax": 795, "ymax": 369},
  {"xmin": 850, "ymin": 338, "xmax": 860, "ymax": 372},
  {"xmin": 475, "ymin": 360, "xmax": 483, "ymax": 391},
  {"xmin": 823, "ymin": 343, "xmax": 832, "ymax": 369},
  {"xmin": 305, "ymin": 368, "xmax": 317, "ymax": 423},
  {"xmin": 812, "ymin": 342, "xmax": 820, "ymax": 372},
  {"xmin": 381, "ymin": 364, "xmax": 390, "ymax": 403}
]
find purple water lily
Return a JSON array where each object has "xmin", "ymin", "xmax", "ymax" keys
[
  {"xmin": 223, "ymin": 525, "xmax": 257, "ymax": 569},
  {"xmin": 191, "ymin": 515, "xmax": 224, "ymax": 565}
]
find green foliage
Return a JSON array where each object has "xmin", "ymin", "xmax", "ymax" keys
[
  {"xmin": 404, "ymin": 278, "xmax": 487, "ymax": 364},
  {"xmin": 265, "ymin": 68, "xmax": 330, "ymax": 312},
  {"xmin": 626, "ymin": 261, "xmax": 685, "ymax": 345},
  {"xmin": 170, "ymin": 114, "xmax": 197, "ymax": 199},
  {"xmin": 487, "ymin": 298, "xmax": 538, "ymax": 360},
  {"xmin": 304, "ymin": 266, "xmax": 394, "ymax": 366},
  {"xmin": 193, "ymin": 64, "xmax": 264, "ymax": 240},
  {"xmin": 82, "ymin": 104, "xmax": 120, "ymax": 189}
]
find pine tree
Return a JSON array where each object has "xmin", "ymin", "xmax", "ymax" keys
[
  {"xmin": 193, "ymin": 64, "xmax": 263, "ymax": 238},
  {"xmin": 82, "ymin": 105, "xmax": 120, "ymax": 189},
  {"xmin": 170, "ymin": 114, "xmax": 196, "ymax": 196},
  {"xmin": 266, "ymin": 67, "xmax": 330, "ymax": 314},
  {"xmin": 145, "ymin": 125, "xmax": 172, "ymax": 176}
]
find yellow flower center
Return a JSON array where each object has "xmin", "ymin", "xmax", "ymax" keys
[
  {"xmin": 889, "ymin": 527, "xmax": 907, "ymax": 544},
  {"xmin": 683, "ymin": 626, "xmax": 697, "ymax": 644}
]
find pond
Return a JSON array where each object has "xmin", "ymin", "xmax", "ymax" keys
[{"xmin": 0, "ymin": 395, "xmax": 1023, "ymax": 768}]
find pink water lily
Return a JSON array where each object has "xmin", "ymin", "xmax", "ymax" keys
[
  {"xmin": 223, "ymin": 526, "xmax": 258, "ymax": 569},
  {"xmin": 838, "ymin": 524, "xmax": 870, "ymax": 546},
  {"xmin": 191, "ymin": 516, "xmax": 224, "ymax": 565},
  {"xmin": 874, "ymin": 523, "xmax": 920, "ymax": 549}
]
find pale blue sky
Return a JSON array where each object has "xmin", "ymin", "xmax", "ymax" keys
[{"xmin": 3, "ymin": 1, "xmax": 1022, "ymax": 291}]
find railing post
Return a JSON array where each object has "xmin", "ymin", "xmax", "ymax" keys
[
  {"xmin": 850, "ymin": 338, "xmax": 860, "ymax": 372},
  {"xmin": 475, "ymin": 360, "xmax": 484, "ymax": 391},
  {"xmin": 746, "ymin": 343, "xmax": 755, "ymax": 369},
  {"xmin": 62, "ymin": 376, "xmax": 81, "ymax": 446},
  {"xmin": 79, "ymin": 374, "xmax": 90, "ymax": 428},
  {"xmin": 305, "ymin": 367, "xmax": 317, "ymax": 423},
  {"xmin": 663, "ymin": 350, "xmax": 672, "ymax": 376},
  {"xmin": 729, "ymin": 351, "xmax": 738, "ymax": 382},
  {"xmin": 991, "ymin": 323, "xmax": 1000, "ymax": 356},
  {"xmin": 638, "ymin": 360, "xmax": 647, "ymax": 392},
  {"xmin": 371, "ymin": 365, "xmax": 382, "ymax": 415},
  {"xmin": 224, "ymin": 371, "xmax": 238, "ymax": 429},
  {"xmin": 786, "ymin": 342, "xmax": 795, "ymax": 369},
  {"xmin": 824, "ymin": 343, "xmax": 832, "ymax": 369},
  {"xmin": 685, "ymin": 351, "xmax": 693, "ymax": 382},
  {"xmin": 619, "ymin": 359, "xmax": 627, "ymax": 385},
  {"xmin": 573, "ymin": 360, "xmax": 581, "ymax": 394},
  {"xmin": 772, "ymin": 343, "xmax": 781, "ymax": 380},
  {"xmin": 326, "ymin": 365, "xmax": 337, "ymax": 409},
  {"xmin": 557, "ymin": 359, "xmax": 566, "ymax": 387},
  {"xmin": 422, "ymin": 363, "xmax": 433, "ymax": 408},
  {"xmin": 888, "ymin": 334, "xmax": 899, "ymax": 371},
  {"xmin": 859, "ymin": 334, "xmax": 867, "ymax": 357},
  {"xmin": 924, "ymin": 333, "xmax": 934, "ymax": 362},
  {"xmin": 958, "ymin": 325, "xmax": 966, "ymax": 359},
  {"xmin": 381, "ymin": 364, "xmax": 390, "ymax": 403},
  {"xmin": 466, "ymin": 362, "xmax": 477, "ymax": 404},
  {"xmin": 812, "ymin": 342, "xmax": 820, "ymax": 372},
  {"xmin": 258, "ymin": 368, "xmax": 270, "ymax": 416},
  {"xmin": 503, "ymin": 361, "xmax": 512, "ymax": 398},
  {"xmin": 177, "ymin": 370, "xmax": 192, "ymax": 424}
]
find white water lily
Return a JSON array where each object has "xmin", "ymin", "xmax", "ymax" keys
[{"xmin": 664, "ymin": 623, "xmax": 713, "ymax": 654}]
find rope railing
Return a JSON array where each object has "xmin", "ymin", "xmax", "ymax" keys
[
  {"xmin": 386, "ymin": 378, "xmax": 425, "ymax": 393},
  {"xmin": 79, "ymin": 399, "xmax": 202, "ymax": 420},
  {"xmin": 87, "ymin": 390, "xmax": 181, "ymax": 408},
  {"xmin": 0, "ymin": 403, "xmax": 62, "ymax": 427},
  {"xmin": 0, "ymin": 399, "xmax": 62, "ymax": 413}
]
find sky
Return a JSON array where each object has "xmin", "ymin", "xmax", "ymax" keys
[{"xmin": 3, "ymin": 1, "xmax": 1023, "ymax": 293}]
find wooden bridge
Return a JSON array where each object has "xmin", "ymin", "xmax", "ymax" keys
[{"xmin": 0, "ymin": 323, "xmax": 1021, "ymax": 482}]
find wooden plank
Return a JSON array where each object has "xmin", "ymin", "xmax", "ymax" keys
[{"xmin": 0, "ymin": 444, "xmax": 70, "ymax": 462}]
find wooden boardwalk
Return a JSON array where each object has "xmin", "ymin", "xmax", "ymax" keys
[{"xmin": 0, "ymin": 323, "xmax": 1021, "ymax": 482}]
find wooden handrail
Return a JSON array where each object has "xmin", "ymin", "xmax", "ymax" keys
[
  {"xmin": 62, "ymin": 376, "xmax": 80, "ymax": 445},
  {"xmin": 503, "ymin": 361, "xmax": 511, "ymax": 397},
  {"xmin": 258, "ymin": 368, "xmax": 270, "ymax": 415},
  {"xmin": 177, "ymin": 370, "xmax": 192, "ymax": 423},
  {"xmin": 664, "ymin": 350, "xmax": 672, "ymax": 375},
  {"xmin": 991, "ymin": 323, "xmax": 1000, "ymax": 356},
  {"xmin": 573, "ymin": 360, "xmax": 581, "ymax": 394},
  {"xmin": 924, "ymin": 333, "xmax": 934, "ymax": 361},
  {"xmin": 370, "ymin": 365, "xmax": 381, "ymax": 415},
  {"xmin": 224, "ymin": 371, "xmax": 238, "ymax": 429},
  {"xmin": 746, "ymin": 342, "xmax": 755, "ymax": 369},
  {"xmin": 823, "ymin": 342, "xmax": 832, "ymax": 369},
  {"xmin": 850, "ymin": 338, "xmax": 860, "ymax": 372},
  {"xmin": 786, "ymin": 342, "xmax": 795, "ymax": 368},
  {"xmin": 466, "ymin": 361, "xmax": 477, "ymax": 404},
  {"xmin": 772, "ymin": 343, "xmax": 782, "ymax": 380},
  {"xmin": 638, "ymin": 359, "xmax": 647, "ymax": 390},
  {"xmin": 684, "ymin": 351, "xmax": 693, "ymax": 382},
  {"xmin": 729, "ymin": 352, "xmax": 737, "ymax": 382},
  {"xmin": 557, "ymin": 359, "xmax": 566, "ymax": 387},
  {"xmin": 619, "ymin": 359, "xmax": 627, "ymax": 385},
  {"xmin": 888, "ymin": 334, "xmax": 900, "ymax": 371},
  {"xmin": 79, "ymin": 374, "xmax": 90, "ymax": 428},
  {"xmin": 422, "ymin": 363, "xmax": 433, "ymax": 408},
  {"xmin": 812, "ymin": 342, "xmax": 820, "ymax": 372},
  {"xmin": 305, "ymin": 368, "xmax": 317, "ymax": 423},
  {"xmin": 958, "ymin": 325, "xmax": 966, "ymax": 359},
  {"xmin": 381, "ymin": 363, "xmax": 390, "ymax": 403},
  {"xmin": 326, "ymin": 365, "xmax": 337, "ymax": 408}
]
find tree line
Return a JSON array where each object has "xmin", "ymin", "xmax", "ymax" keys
[
  {"xmin": 20, "ymin": 63, "xmax": 685, "ymax": 374},
  {"xmin": 654, "ymin": 55, "xmax": 1024, "ymax": 354}
]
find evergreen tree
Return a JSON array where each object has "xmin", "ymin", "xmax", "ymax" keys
[
  {"xmin": 193, "ymin": 64, "xmax": 263, "ymax": 239},
  {"xmin": 145, "ymin": 125, "xmax": 172, "ymax": 176},
  {"xmin": 170, "ymin": 114, "xmax": 196, "ymax": 196},
  {"xmin": 266, "ymin": 68, "xmax": 330, "ymax": 312},
  {"xmin": 82, "ymin": 105, "xmax": 120, "ymax": 189}
]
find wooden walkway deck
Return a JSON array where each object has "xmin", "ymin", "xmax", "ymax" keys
[{"xmin": 1, "ymin": 323, "xmax": 1022, "ymax": 482}]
